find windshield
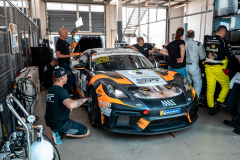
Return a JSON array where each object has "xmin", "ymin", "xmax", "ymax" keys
[{"xmin": 92, "ymin": 54, "xmax": 154, "ymax": 71}]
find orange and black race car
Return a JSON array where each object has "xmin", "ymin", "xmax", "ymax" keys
[{"xmin": 71, "ymin": 48, "xmax": 199, "ymax": 135}]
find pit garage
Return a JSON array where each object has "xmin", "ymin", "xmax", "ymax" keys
[{"xmin": 0, "ymin": 0, "xmax": 240, "ymax": 160}]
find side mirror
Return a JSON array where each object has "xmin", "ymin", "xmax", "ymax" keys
[{"xmin": 74, "ymin": 64, "xmax": 85, "ymax": 70}]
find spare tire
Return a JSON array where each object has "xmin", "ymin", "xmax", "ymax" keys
[
  {"xmin": 32, "ymin": 55, "xmax": 53, "ymax": 63},
  {"xmin": 31, "ymin": 47, "xmax": 53, "ymax": 55}
]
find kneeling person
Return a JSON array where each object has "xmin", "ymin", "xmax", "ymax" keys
[{"xmin": 45, "ymin": 68, "xmax": 90, "ymax": 145}]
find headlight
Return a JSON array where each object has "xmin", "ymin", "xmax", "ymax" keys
[
  {"xmin": 182, "ymin": 77, "xmax": 192, "ymax": 93},
  {"xmin": 103, "ymin": 84, "xmax": 129, "ymax": 99}
]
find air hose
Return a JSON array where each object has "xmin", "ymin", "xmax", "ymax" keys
[{"xmin": 34, "ymin": 128, "xmax": 61, "ymax": 160}]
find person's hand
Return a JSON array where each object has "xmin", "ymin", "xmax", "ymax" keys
[
  {"xmin": 148, "ymin": 50, "xmax": 153, "ymax": 54},
  {"xmin": 71, "ymin": 32, "xmax": 76, "ymax": 37},
  {"xmin": 238, "ymin": 58, "xmax": 240, "ymax": 63},
  {"xmin": 177, "ymin": 58, "xmax": 183, "ymax": 63},
  {"xmin": 72, "ymin": 54, "xmax": 76, "ymax": 58},
  {"xmin": 82, "ymin": 97, "xmax": 92, "ymax": 105}
]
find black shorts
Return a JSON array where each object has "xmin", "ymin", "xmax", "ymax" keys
[{"xmin": 52, "ymin": 119, "xmax": 88, "ymax": 136}]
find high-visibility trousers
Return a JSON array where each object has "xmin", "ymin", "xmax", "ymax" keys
[{"xmin": 205, "ymin": 63, "xmax": 230, "ymax": 108}]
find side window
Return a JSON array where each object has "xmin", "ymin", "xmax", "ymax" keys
[{"xmin": 79, "ymin": 52, "xmax": 90, "ymax": 69}]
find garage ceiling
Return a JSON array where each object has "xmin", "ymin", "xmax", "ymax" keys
[
  {"xmin": 46, "ymin": 0, "xmax": 106, "ymax": 5},
  {"xmin": 45, "ymin": 0, "xmax": 187, "ymax": 7}
]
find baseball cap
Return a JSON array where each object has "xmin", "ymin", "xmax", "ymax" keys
[{"xmin": 52, "ymin": 67, "xmax": 71, "ymax": 78}]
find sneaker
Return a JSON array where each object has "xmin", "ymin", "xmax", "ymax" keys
[
  {"xmin": 233, "ymin": 128, "xmax": 240, "ymax": 135},
  {"xmin": 52, "ymin": 132, "xmax": 62, "ymax": 145},
  {"xmin": 223, "ymin": 120, "xmax": 233, "ymax": 127}
]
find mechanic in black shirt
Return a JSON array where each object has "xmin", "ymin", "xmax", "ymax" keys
[
  {"xmin": 160, "ymin": 27, "xmax": 187, "ymax": 78},
  {"xmin": 56, "ymin": 28, "xmax": 75, "ymax": 93},
  {"xmin": 128, "ymin": 37, "xmax": 158, "ymax": 58},
  {"xmin": 45, "ymin": 68, "xmax": 90, "ymax": 145},
  {"xmin": 204, "ymin": 25, "xmax": 240, "ymax": 116},
  {"xmin": 43, "ymin": 58, "xmax": 58, "ymax": 90}
]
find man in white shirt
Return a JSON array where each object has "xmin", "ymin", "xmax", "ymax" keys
[{"xmin": 185, "ymin": 30, "xmax": 206, "ymax": 97}]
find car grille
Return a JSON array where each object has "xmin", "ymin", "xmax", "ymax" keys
[
  {"xmin": 115, "ymin": 115, "xmax": 141, "ymax": 126},
  {"xmin": 189, "ymin": 106, "xmax": 199, "ymax": 117},
  {"xmin": 150, "ymin": 116, "xmax": 188, "ymax": 126}
]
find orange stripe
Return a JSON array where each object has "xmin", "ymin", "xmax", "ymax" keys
[
  {"xmin": 154, "ymin": 70, "xmax": 177, "ymax": 81},
  {"xmin": 89, "ymin": 74, "xmax": 133, "ymax": 86}
]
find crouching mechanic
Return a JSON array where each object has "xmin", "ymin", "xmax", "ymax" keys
[
  {"xmin": 204, "ymin": 25, "xmax": 240, "ymax": 116},
  {"xmin": 45, "ymin": 68, "xmax": 91, "ymax": 145}
]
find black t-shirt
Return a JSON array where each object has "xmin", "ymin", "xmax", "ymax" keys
[
  {"xmin": 133, "ymin": 43, "xmax": 153, "ymax": 58},
  {"xmin": 204, "ymin": 35, "xmax": 237, "ymax": 62},
  {"xmin": 43, "ymin": 63, "xmax": 54, "ymax": 90},
  {"xmin": 165, "ymin": 39, "xmax": 186, "ymax": 69},
  {"xmin": 45, "ymin": 85, "xmax": 70, "ymax": 129},
  {"xmin": 56, "ymin": 39, "xmax": 70, "ymax": 64}
]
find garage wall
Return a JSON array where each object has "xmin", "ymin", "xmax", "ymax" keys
[
  {"xmin": 186, "ymin": 0, "xmax": 214, "ymax": 43},
  {"xmin": 169, "ymin": 7, "xmax": 184, "ymax": 41}
]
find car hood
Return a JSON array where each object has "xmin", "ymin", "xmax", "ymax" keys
[{"xmin": 93, "ymin": 68, "xmax": 184, "ymax": 99}]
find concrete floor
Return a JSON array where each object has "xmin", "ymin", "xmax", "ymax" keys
[{"xmin": 34, "ymin": 90, "xmax": 240, "ymax": 160}]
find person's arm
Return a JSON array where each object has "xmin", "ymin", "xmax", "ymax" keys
[
  {"xmin": 127, "ymin": 45, "xmax": 139, "ymax": 51},
  {"xmin": 198, "ymin": 43, "xmax": 206, "ymax": 60},
  {"xmin": 63, "ymin": 98, "xmax": 87, "ymax": 110},
  {"xmin": 160, "ymin": 48, "xmax": 169, "ymax": 56},
  {"xmin": 153, "ymin": 47, "xmax": 158, "ymax": 53},
  {"xmin": 69, "ymin": 33, "xmax": 76, "ymax": 50},
  {"xmin": 56, "ymin": 51, "xmax": 71, "ymax": 58},
  {"xmin": 176, "ymin": 44, "xmax": 185, "ymax": 63}
]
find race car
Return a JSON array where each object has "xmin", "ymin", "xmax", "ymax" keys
[{"xmin": 71, "ymin": 48, "xmax": 199, "ymax": 135}]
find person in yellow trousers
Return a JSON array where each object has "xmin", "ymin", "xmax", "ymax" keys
[{"xmin": 204, "ymin": 25, "xmax": 240, "ymax": 116}]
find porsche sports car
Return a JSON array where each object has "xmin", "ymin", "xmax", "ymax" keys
[{"xmin": 71, "ymin": 48, "xmax": 199, "ymax": 135}]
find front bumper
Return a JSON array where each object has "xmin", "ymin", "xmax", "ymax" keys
[{"xmin": 101, "ymin": 100, "xmax": 199, "ymax": 135}]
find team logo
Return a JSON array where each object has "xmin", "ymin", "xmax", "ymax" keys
[
  {"xmin": 211, "ymin": 44, "xmax": 216, "ymax": 49},
  {"xmin": 161, "ymin": 100, "xmax": 176, "ymax": 107}
]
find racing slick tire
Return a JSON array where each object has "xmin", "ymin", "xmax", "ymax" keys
[{"xmin": 88, "ymin": 89, "xmax": 101, "ymax": 127}]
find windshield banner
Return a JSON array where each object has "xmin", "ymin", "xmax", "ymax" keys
[{"xmin": 116, "ymin": 69, "xmax": 167, "ymax": 87}]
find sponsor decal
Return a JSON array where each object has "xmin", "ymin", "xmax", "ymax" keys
[
  {"xmin": 211, "ymin": 44, "xmax": 216, "ymax": 49},
  {"xmin": 206, "ymin": 46, "xmax": 218, "ymax": 52},
  {"xmin": 136, "ymin": 103, "xmax": 143, "ymax": 107},
  {"xmin": 97, "ymin": 89, "xmax": 102, "ymax": 94},
  {"xmin": 161, "ymin": 100, "xmax": 176, "ymax": 107},
  {"xmin": 141, "ymin": 75, "xmax": 147, "ymax": 77},
  {"xmin": 208, "ymin": 53, "xmax": 218, "ymax": 60},
  {"xmin": 94, "ymin": 56, "xmax": 109, "ymax": 64},
  {"xmin": 137, "ymin": 118, "xmax": 150, "ymax": 130},
  {"xmin": 166, "ymin": 85, "xmax": 172, "ymax": 89},
  {"xmin": 93, "ymin": 53, "xmax": 98, "ymax": 56},
  {"xmin": 144, "ymin": 47, "xmax": 148, "ymax": 50},
  {"xmin": 99, "ymin": 99, "xmax": 111, "ymax": 108},
  {"xmin": 100, "ymin": 106, "xmax": 112, "ymax": 117},
  {"xmin": 46, "ymin": 93, "xmax": 54, "ymax": 102},
  {"xmin": 160, "ymin": 108, "xmax": 181, "ymax": 116}
]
